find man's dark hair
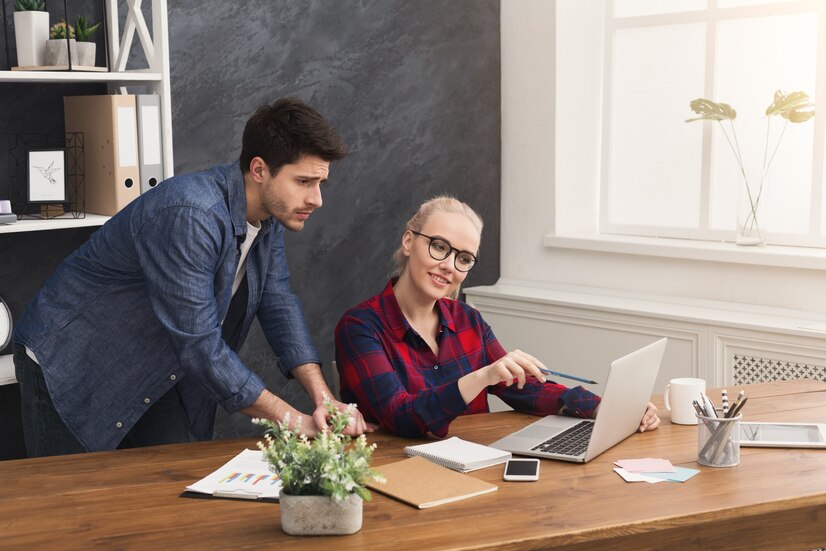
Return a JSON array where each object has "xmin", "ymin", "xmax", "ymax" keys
[{"xmin": 239, "ymin": 97, "xmax": 348, "ymax": 174}]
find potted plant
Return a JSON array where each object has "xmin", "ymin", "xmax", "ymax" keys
[
  {"xmin": 74, "ymin": 15, "xmax": 101, "ymax": 67},
  {"xmin": 253, "ymin": 396, "xmax": 384, "ymax": 536},
  {"xmin": 13, "ymin": 0, "xmax": 49, "ymax": 68},
  {"xmin": 45, "ymin": 19, "xmax": 76, "ymax": 66},
  {"xmin": 686, "ymin": 90, "xmax": 815, "ymax": 246}
]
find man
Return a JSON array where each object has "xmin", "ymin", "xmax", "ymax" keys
[{"xmin": 13, "ymin": 97, "xmax": 373, "ymax": 457}]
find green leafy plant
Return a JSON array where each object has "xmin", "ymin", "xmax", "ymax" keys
[
  {"xmin": 74, "ymin": 15, "xmax": 101, "ymax": 42},
  {"xmin": 50, "ymin": 19, "xmax": 75, "ymax": 40},
  {"xmin": 253, "ymin": 396, "xmax": 384, "ymax": 501},
  {"xmin": 14, "ymin": 0, "xmax": 45, "ymax": 11},
  {"xmin": 686, "ymin": 90, "xmax": 815, "ymax": 239}
]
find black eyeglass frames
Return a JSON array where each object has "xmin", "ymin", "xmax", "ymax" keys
[{"xmin": 408, "ymin": 230, "xmax": 478, "ymax": 272}]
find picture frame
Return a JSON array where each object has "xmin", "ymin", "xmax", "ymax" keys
[{"xmin": 27, "ymin": 148, "xmax": 68, "ymax": 204}]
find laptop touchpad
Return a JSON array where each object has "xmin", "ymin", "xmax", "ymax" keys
[{"xmin": 518, "ymin": 425, "xmax": 562, "ymax": 440}]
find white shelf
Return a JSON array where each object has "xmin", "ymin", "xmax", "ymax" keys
[
  {"xmin": 0, "ymin": 70, "xmax": 162, "ymax": 84},
  {"xmin": 0, "ymin": 214, "xmax": 109, "ymax": 234}
]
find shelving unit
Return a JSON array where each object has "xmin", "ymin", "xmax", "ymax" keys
[{"xmin": 0, "ymin": 0, "xmax": 172, "ymax": 235}]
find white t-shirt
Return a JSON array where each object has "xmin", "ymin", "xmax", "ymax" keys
[{"xmin": 232, "ymin": 221, "xmax": 261, "ymax": 296}]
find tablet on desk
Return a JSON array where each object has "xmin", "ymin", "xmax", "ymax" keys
[{"xmin": 740, "ymin": 422, "xmax": 826, "ymax": 448}]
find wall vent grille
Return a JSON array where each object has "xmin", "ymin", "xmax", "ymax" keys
[{"xmin": 733, "ymin": 354, "xmax": 826, "ymax": 385}]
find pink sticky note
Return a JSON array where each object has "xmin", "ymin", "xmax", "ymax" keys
[{"xmin": 614, "ymin": 458, "xmax": 676, "ymax": 473}]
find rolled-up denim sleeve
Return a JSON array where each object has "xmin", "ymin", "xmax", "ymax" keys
[
  {"xmin": 256, "ymin": 227, "xmax": 320, "ymax": 377},
  {"xmin": 133, "ymin": 206, "xmax": 265, "ymax": 412}
]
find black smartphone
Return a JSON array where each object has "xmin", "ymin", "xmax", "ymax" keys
[{"xmin": 503, "ymin": 458, "xmax": 540, "ymax": 481}]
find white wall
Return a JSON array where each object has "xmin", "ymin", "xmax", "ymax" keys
[{"xmin": 499, "ymin": 0, "xmax": 826, "ymax": 315}]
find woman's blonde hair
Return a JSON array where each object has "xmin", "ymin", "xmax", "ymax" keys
[{"xmin": 390, "ymin": 196, "xmax": 483, "ymax": 299}]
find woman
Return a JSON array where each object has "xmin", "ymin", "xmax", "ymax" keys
[{"xmin": 335, "ymin": 196, "xmax": 660, "ymax": 437}]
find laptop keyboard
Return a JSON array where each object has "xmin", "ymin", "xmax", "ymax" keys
[{"xmin": 531, "ymin": 420, "xmax": 594, "ymax": 457}]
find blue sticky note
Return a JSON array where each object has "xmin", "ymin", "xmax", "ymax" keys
[{"xmin": 644, "ymin": 467, "xmax": 700, "ymax": 482}]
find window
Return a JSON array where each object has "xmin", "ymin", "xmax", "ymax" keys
[{"xmin": 601, "ymin": 0, "xmax": 824, "ymax": 247}]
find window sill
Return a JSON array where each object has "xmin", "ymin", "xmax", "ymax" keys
[{"xmin": 543, "ymin": 233, "xmax": 826, "ymax": 271}]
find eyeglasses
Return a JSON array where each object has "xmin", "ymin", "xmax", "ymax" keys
[{"xmin": 408, "ymin": 230, "xmax": 478, "ymax": 272}]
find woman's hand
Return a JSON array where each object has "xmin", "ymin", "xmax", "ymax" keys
[
  {"xmin": 638, "ymin": 402, "xmax": 660, "ymax": 432},
  {"xmin": 459, "ymin": 350, "xmax": 547, "ymax": 404},
  {"xmin": 479, "ymin": 350, "xmax": 548, "ymax": 388}
]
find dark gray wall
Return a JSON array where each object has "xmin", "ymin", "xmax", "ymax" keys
[
  {"xmin": 0, "ymin": 0, "xmax": 501, "ymax": 450},
  {"xmin": 166, "ymin": 1, "xmax": 501, "ymax": 440}
]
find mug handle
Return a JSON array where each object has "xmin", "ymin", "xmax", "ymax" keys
[{"xmin": 664, "ymin": 383, "xmax": 671, "ymax": 412}]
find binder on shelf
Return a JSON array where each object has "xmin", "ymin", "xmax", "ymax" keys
[
  {"xmin": 135, "ymin": 94, "xmax": 164, "ymax": 194},
  {"xmin": 63, "ymin": 95, "xmax": 141, "ymax": 216}
]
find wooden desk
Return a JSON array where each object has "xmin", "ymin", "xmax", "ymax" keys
[{"xmin": 2, "ymin": 379, "xmax": 826, "ymax": 550}]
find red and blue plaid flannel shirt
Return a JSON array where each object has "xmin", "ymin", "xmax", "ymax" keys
[{"xmin": 335, "ymin": 280, "xmax": 601, "ymax": 437}]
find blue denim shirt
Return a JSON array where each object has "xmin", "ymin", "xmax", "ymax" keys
[{"xmin": 14, "ymin": 162, "xmax": 320, "ymax": 451}]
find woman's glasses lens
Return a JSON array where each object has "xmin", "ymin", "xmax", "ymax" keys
[
  {"xmin": 428, "ymin": 239, "xmax": 476, "ymax": 272},
  {"xmin": 428, "ymin": 239, "xmax": 451, "ymax": 260}
]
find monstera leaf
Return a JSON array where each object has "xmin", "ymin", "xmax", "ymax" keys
[
  {"xmin": 765, "ymin": 90, "xmax": 815, "ymax": 123},
  {"xmin": 686, "ymin": 98, "xmax": 737, "ymax": 122}
]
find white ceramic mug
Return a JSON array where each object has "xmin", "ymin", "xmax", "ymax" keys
[{"xmin": 664, "ymin": 377, "xmax": 706, "ymax": 425}]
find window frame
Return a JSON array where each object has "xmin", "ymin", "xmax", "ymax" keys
[{"xmin": 598, "ymin": 0, "xmax": 826, "ymax": 248}]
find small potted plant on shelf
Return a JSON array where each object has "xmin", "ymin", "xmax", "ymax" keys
[
  {"xmin": 13, "ymin": 0, "xmax": 49, "ymax": 68},
  {"xmin": 74, "ymin": 15, "xmax": 101, "ymax": 67},
  {"xmin": 253, "ymin": 395, "xmax": 384, "ymax": 536},
  {"xmin": 45, "ymin": 19, "xmax": 76, "ymax": 66}
]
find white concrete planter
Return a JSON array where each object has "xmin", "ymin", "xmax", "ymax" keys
[
  {"xmin": 279, "ymin": 493, "xmax": 363, "ymax": 536},
  {"xmin": 13, "ymin": 10, "xmax": 49, "ymax": 67},
  {"xmin": 76, "ymin": 41, "xmax": 96, "ymax": 67},
  {"xmin": 45, "ymin": 38, "xmax": 77, "ymax": 66}
]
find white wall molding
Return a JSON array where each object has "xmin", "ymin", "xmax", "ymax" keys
[
  {"xmin": 467, "ymin": 294, "xmax": 703, "ymax": 365},
  {"xmin": 466, "ymin": 280, "xmax": 826, "ymax": 388}
]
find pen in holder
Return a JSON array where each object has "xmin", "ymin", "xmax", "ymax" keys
[{"xmin": 696, "ymin": 412, "xmax": 741, "ymax": 468}]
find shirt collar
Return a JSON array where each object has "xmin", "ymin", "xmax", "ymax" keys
[
  {"xmin": 379, "ymin": 279, "xmax": 457, "ymax": 341},
  {"xmin": 224, "ymin": 161, "xmax": 274, "ymax": 241}
]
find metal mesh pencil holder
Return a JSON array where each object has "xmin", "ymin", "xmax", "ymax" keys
[{"xmin": 696, "ymin": 413, "xmax": 741, "ymax": 467}]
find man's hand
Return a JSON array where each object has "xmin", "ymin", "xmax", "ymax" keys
[
  {"xmin": 241, "ymin": 389, "xmax": 320, "ymax": 437},
  {"xmin": 311, "ymin": 398, "xmax": 378, "ymax": 436},
  {"xmin": 292, "ymin": 362, "xmax": 378, "ymax": 436}
]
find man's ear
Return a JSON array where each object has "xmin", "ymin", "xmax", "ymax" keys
[{"xmin": 249, "ymin": 157, "xmax": 267, "ymax": 182}]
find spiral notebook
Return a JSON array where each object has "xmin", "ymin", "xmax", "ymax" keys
[{"xmin": 404, "ymin": 437, "xmax": 511, "ymax": 472}]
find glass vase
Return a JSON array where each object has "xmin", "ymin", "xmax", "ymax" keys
[{"xmin": 736, "ymin": 167, "xmax": 769, "ymax": 246}]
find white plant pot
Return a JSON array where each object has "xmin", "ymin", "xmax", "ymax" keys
[
  {"xmin": 279, "ymin": 493, "xmax": 363, "ymax": 536},
  {"xmin": 45, "ymin": 39, "xmax": 78, "ymax": 66},
  {"xmin": 76, "ymin": 42, "xmax": 96, "ymax": 67},
  {"xmin": 13, "ymin": 11, "xmax": 49, "ymax": 67}
]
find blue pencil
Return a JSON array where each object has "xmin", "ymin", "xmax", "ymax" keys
[{"xmin": 538, "ymin": 367, "xmax": 598, "ymax": 385}]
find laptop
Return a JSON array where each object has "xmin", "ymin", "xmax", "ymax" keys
[{"xmin": 489, "ymin": 338, "xmax": 667, "ymax": 463}]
